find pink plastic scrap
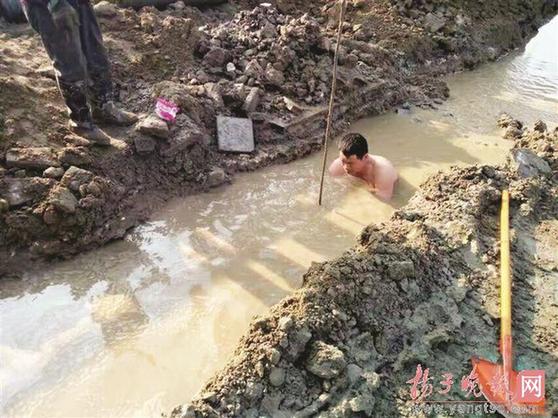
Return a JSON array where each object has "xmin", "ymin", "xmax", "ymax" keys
[{"xmin": 155, "ymin": 98, "xmax": 179, "ymax": 123}]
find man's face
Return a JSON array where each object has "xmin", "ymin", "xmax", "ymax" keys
[{"xmin": 340, "ymin": 152, "xmax": 366, "ymax": 176}]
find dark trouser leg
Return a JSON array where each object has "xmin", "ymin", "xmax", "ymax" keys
[
  {"xmin": 69, "ymin": 0, "xmax": 113, "ymax": 106},
  {"xmin": 21, "ymin": 0, "xmax": 91, "ymax": 123}
]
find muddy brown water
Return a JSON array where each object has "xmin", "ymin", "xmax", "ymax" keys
[{"xmin": 1, "ymin": 16, "xmax": 557, "ymax": 418}]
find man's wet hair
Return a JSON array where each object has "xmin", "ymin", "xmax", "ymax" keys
[{"xmin": 339, "ymin": 133, "xmax": 368, "ymax": 159}]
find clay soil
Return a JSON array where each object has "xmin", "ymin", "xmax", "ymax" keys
[{"xmin": 1, "ymin": 0, "xmax": 557, "ymax": 277}]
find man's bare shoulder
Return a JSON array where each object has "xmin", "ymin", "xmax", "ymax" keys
[{"xmin": 370, "ymin": 154, "xmax": 395, "ymax": 168}]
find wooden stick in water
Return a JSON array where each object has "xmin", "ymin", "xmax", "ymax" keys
[{"xmin": 318, "ymin": 0, "xmax": 347, "ymax": 206}]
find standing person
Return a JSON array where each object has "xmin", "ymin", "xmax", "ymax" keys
[
  {"xmin": 20, "ymin": 0, "xmax": 137, "ymax": 145},
  {"xmin": 329, "ymin": 133, "xmax": 398, "ymax": 201}
]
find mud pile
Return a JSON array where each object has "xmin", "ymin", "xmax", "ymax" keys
[
  {"xmin": 1, "ymin": 0, "xmax": 557, "ymax": 276},
  {"xmin": 171, "ymin": 120, "xmax": 557, "ymax": 417}
]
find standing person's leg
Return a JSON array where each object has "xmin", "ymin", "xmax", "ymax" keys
[
  {"xmin": 21, "ymin": 0, "xmax": 89, "ymax": 123},
  {"xmin": 20, "ymin": 0, "xmax": 111, "ymax": 144},
  {"xmin": 72, "ymin": 0, "xmax": 137, "ymax": 126}
]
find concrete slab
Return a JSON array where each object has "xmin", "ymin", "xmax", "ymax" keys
[{"xmin": 217, "ymin": 116, "xmax": 255, "ymax": 153}]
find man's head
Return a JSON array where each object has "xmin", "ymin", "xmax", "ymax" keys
[{"xmin": 338, "ymin": 133, "xmax": 369, "ymax": 176}]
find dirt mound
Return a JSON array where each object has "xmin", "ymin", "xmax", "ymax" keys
[
  {"xmin": 170, "ymin": 120, "xmax": 557, "ymax": 417},
  {"xmin": 1, "ymin": 0, "xmax": 557, "ymax": 276}
]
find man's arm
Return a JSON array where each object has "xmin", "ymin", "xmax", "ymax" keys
[
  {"xmin": 328, "ymin": 158, "xmax": 345, "ymax": 176},
  {"xmin": 372, "ymin": 173, "xmax": 397, "ymax": 201}
]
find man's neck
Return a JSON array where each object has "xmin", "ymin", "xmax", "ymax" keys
[{"xmin": 358, "ymin": 154, "xmax": 374, "ymax": 178}]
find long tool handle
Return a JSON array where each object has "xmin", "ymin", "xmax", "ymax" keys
[
  {"xmin": 500, "ymin": 190, "xmax": 513, "ymax": 389},
  {"xmin": 318, "ymin": 0, "xmax": 347, "ymax": 206}
]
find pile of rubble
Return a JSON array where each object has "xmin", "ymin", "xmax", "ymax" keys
[{"xmin": 194, "ymin": 5, "xmax": 329, "ymax": 109}]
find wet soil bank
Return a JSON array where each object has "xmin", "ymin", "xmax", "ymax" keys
[
  {"xmin": 1, "ymin": 0, "xmax": 557, "ymax": 276},
  {"xmin": 170, "ymin": 120, "xmax": 558, "ymax": 417}
]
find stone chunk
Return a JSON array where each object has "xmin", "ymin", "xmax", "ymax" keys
[
  {"xmin": 388, "ymin": 260, "xmax": 415, "ymax": 280},
  {"xmin": 61, "ymin": 166, "xmax": 94, "ymax": 192},
  {"xmin": 6, "ymin": 147, "xmax": 60, "ymax": 170},
  {"xmin": 217, "ymin": 116, "xmax": 254, "ymax": 153},
  {"xmin": 138, "ymin": 115, "xmax": 170, "ymax": 139},
  {"xmin": 43, "ymin": 167, "xmax": 65, "ymax": 179},
  {"xmin": 265, "ymin": 67, "xmax": 285, "ymax": 86},
  {"xmin": 533, "ymin": 120, "xmax": 547, "ymax": 132},
  {"xmin": 269, "ymin": 367, "xmax": 286, "ymax": 387},
  {"xmin": 58, "ymin": 147, "xmax": 93, "ymax": 166},
  {"xmin": 203, "ymin": 47, "xmax": 227, "ymax": 67},
  {"xmin": 424, "ymin": 13, "xmax": 446, "ymax": 33},
  {"xmin": 243, "ymin": 87, "xmax": 261, "ymax": 113},
  {"xmin": 134, "ymin": 136, "xmax": 156, "ymax": 154},
  {"xmin": 2, "ymin": 177, "xmax": 54, "ymax": 207},
  {"xmin": 510, "ymin": 149, "xmax": 552, "ymax": 178},
  {"xmin": 207, "ymin": 167, "xmax": 226, "ymax": 188},
  {"xmin": 94, "ymin": 1, "xmax": 117, "ymax": 17},
  {"xmin": 305, "ymin": 341, "xmax": 347, "ymax": 379},
  {"xmin": 49, "ymin": 186, "xmax": 78, "ymax": 214}
]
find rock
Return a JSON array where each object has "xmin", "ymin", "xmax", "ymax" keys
[
  {"xmin": 0, "ymin": 198, "xmax": 8, "ymax": 212},
  {"xmin": 283, "ymin": 97, "xmax": 303, "ymax": 113},
  {"xmin": 533, "ymin": 120, "xmax": 547, "ymax": 132},
  {"xmin": 94, "ymin": 1, "xmax": 117, "ymax": 17},
  {"xmin": 60, "ymin": 166, "xmax": 94, "ymax": 192},
  {"xmin": 48, "ymin": 186, "xmax": 78, "ymax": 213},
  {"xmin": 245, "ymin": 381, "xmax": 264, "ymax": 401},
  {"xmin": 259, "ymin": 22, "xmax": 277, "ymax": 39},
  {"xmin": 138, "ymin": 115, "xmax": 169, "ymax": 139},
  {"xmin": 243, "ymin": 87, "xmax": 261, "ymax": 113},
  {"xmin": 497, "ymin": 113, "xmax": 522, "ymax": 129},
  {"xmin": 510, "ymin": 149, "xmax": 552, "ymax": 178},
  {"xmin": 352, "ymin": 0, "xmax": 366, "ymax": 8},
  {"xmin": 86, "ymin": 181, "xmax": 102, "ymax": 197},
  {"xmin": 58, "ymin": 147, "xmax": 93, "ymax": 166},
  {"xmin": 269, "ymin": 367, "xmax": 286, "ymax": 387},
  {"xmin": 503, "ymin": 125, "xmax": 523, "ymax": 140},
  {"xmin": 43, "ymin": 167, "xmax": 65, "ymax": 179},
  {"xmin": 286, "ymin": 326, "xmax": 312, "ymax": 361},
  {"xmin": 14, "ymin": 169, "xmax": 26, "ymax": 178},
  {"xmin": 152, "ymin": 81, "xmax": 197, "ymax": 111},
  {"xmin": 347, "ymin": 363, "xmax": 363, "ymax": 384},
  {"xmin": 424, "ymin": 13, "xmax": 446, "ymax": 33},
  {"xmin": 203, "ymin": 47, "xmax": 227, "ymax": 67},
  {"xmin": 244, "ymin": 60, "xmax": 263, "ymax": 78},
  {"xmin": 269, "ymin": 348, "xmax": 281, "ymax": 365},
  {"xmin": 265, "ymin": 67, "xmax": 284, "ymax": 87},
  {"xmin": 345, "ymin": 53, "xmax": 359, "ymax": 67},
  {"xmin": 42, "ymin": 205, "xmax": 59, "ymax": 225},
  {"xmin": 134, "ymin": 136, "xmax": 156, "ymax": 154},
  {"xmin": 2, "ymin": 177, "xmax": 54, "ymax": 207},
  {"xmin": 305, "ymin": 341, "xmax": 347, "ymax": 379},
  {"xmin": 159, "ymin": 117, "xmax": 207, "ymax": 158},
  {"xmin": 206, "ymin": 167, "xmax": 226, "ymax": 188},
  {"xmin": 5, "ymin": 147, "xmax": 60, "ymax": 170},
  {"xmin": 226, "ymin": 62, "xmax": 236, "ymax": 74},
  {"xmin": 64, "ymin": 134, "xmax": 91, "ymax": 147},
  {"xmin": 204, "ymin": 82, "xmax": 224, "ymax": 107},
  {"xmin": 278, "ymin": 316, "xmax": 294, "ymax": 331},
  {"xmin": 387, "ymin": 260, "xmax": 415, "ymax": 280}
]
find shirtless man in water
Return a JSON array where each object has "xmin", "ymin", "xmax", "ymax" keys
[{"xmin": 328, "ymin": 133, "xmax": 398, "ymax": 201}]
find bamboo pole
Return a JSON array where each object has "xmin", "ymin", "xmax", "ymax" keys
[{"xmin": 318, "ymin": 0, "xmax": 347, "ymax": 206}]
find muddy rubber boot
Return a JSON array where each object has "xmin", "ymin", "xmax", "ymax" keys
[
  {"xmin": 69, "ymin": 120, "xmax": 112, "ymax": 146},
  {"xmin": 93, "ymin": 101, "xmax": 138, "ymax": 126}
]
